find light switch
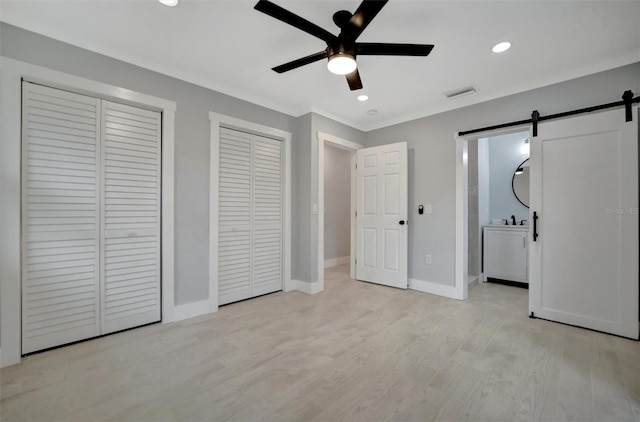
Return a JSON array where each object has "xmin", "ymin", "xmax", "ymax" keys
[
  {"xmin": 312, "ymin": 204, "xmax": 318, "ymax": 215},
  {"xmin": 425, "ymin": 204, "xmax": 432, "ymax": 214}
]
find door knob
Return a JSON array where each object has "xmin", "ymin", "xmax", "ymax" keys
[{"xmin": 399, "ymin": 220, "xmax": 405, "ymax": 225}]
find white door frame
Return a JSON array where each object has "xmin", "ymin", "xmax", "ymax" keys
[
  {"xmin": 0, "ymin": 57, "xmax": 177, "ymax": 368},
  {"xmin": 317, "ymin": 131, "xmax": 363, "ymax": 291},
  {"xmin": 454, "ymin": 125, "xmax": 532, "ymax": 300},
  {"xmin": 209, "ymin": 112, "xmax": 293, "ymax": 312}
]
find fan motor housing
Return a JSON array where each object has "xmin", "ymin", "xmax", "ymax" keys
[{"xmin": 328, "ymin": 42, "xmax": 356, "ymax": 61}]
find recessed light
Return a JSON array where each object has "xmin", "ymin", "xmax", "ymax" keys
[
  {"xmin": 158, "ymin": 0, "xmax": 179, "ymax": 6},
  {"xmin": 492, "ymin": 41, "xmax": 511, "ymax": 53},
  {"xmin": 367, "ymin": 109, "xmax": 378, "ymax": 116},
  {"xmin": 357, "ymin": 95, "xmax": 369, "ymax": 102}
]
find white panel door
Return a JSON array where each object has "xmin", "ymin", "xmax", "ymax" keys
[
  {"xmin": 218, "ymin": 128, "xmax": 253, "ymax": 305},
  {"xmin": 529, "ymin": 107, "xmax": 639, "ymax": 339},
  {"xmin": 101, "ymin": 101, "xmax": 161, "ymax": 334},
  {"xmin": 356, "ymin": 142, "xmax": 408, "ymax": 288},
  {"xmin": 21, "ymin": 82, "xmax": 101, "ymax": 354}
]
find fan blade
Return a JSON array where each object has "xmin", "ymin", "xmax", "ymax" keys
[
  {"xmin": 346, "ymin": 69, "xmax": 363, "ymax": 91},
  {"xmin": 255, "ymin": 0, "xmax": 337, "ymax": 44},
  {"xmin": 346, "ymin": 0, "xmax": 389, "ymax": 39},
  {"xmin": 272, "ymin": 50, "xmax": 328, "ymax": 73},
  {"xmin": 357, "ymin": 42, "xmax": 434, "ymax": 56}
]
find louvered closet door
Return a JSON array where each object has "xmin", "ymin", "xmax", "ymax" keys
[
  {"xmin": 101, "ymin": 101, "xmax": 161, "ymax": 334},
  {"xmin": 218, "ymin": 128, "xmax": 283, "ymax": 305},
  {"xmin": 252, "ymin": 135, "xmax": 283, "ymax": 296},
  {"xmin": 22, "ymin": 83, "xmax": 101, "ymax": 354},
  {"xmin": 218, "ymin": 128, "xmax": 253, "ymax": 305}
]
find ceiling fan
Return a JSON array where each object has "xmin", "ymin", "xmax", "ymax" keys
[{"xmin": 254, "ymin": 0, "xmax": 434, "ymax": 91}]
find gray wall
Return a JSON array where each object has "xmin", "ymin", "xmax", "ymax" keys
[
  {"xmin": 3, "ymin": 22, "xmax": 638, "ymax": 295},
  {"xmin": 323, "ymin": 144, "xmax": 351, "ymax": 261},
  {"xmin": 488, "ymin": 132, "xmax": 530, "ymax": 223},
  {"xmin": 0, "ymin": 23, "xmax": 304, "ymax": 305},
  {"xmin": 293, "ymin": 113, "xmax": 312, "ymax": 284},
  {"xmin": 364, "ymin": 62, "xmax": 640, "ymax": 287}
]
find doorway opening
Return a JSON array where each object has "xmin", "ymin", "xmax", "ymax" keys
[
  {"xmin": 456, "ymin": 127, "xmax": 532, "ymax": 299},
  {"xmin": 316, "ymin": 132, "xmax": 363, "ymax": 291},
  {"xmin": 323, "ymin": 143, "xmax": 352, "ymax": 274}
]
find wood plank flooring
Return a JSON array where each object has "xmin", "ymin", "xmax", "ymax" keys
[{"xmin": 2, "ymin": 264, "xmax": 639, "ymax": 421}]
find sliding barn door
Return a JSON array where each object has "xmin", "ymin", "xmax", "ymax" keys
[
  {"xmin": 22, "ymin": 83, "xmax": 101, "ymax": 354},
  {"xmin": 529, "ymin": 107, "xmax": 639, "ymax": 339},
  {"xmin": 218, "ymin": 128, "xmax": 283, "ymax": 305},
  {"xmin": 101, "ymin": 101, "xmax": 161, "ymax": 334}
]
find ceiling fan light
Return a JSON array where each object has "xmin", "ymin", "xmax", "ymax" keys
[
  {"xmin": 158, "ymin": 0, "xmax": 179, "ymax": 6},
  {"xmin": 327, "ymin": 54, "xmax": 357, "ymax": 75}
]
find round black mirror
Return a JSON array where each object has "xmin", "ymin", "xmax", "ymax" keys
[{"xmin": 512, "ymin": 158, "xmax": 530, "ymax": 208}]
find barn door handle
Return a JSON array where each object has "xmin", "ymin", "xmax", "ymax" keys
[
  {"xmin": 533, "ymin": 211, "xmax": 539, "ymax": 241},
  {"xmin": 399, "ymin": 220, "xmax": 405, "ymax": 225}
]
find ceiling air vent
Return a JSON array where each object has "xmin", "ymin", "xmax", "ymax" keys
[{"xmin": 444, "ymin": 86, "xmax": 477, "ymax": 99}]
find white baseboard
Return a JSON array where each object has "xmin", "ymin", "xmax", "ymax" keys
[
  {"xmin": 171, "ymin": 299, "xmax": 214, "ymax": 322},
  {"xmin": 409, "ymin": 278, "xmax": 463, "ymax": 300},
  {"xmin": 467, "ymin": 274, "xmax": 480, "ymax": 286},
  {"xmin": 324, "ymin": 256, "xmax": 350, "ymax": 268},
  {"xmin": 284, "ymin": 277, "xmax": 296, "ymax": 292},
  {"xmin": 295, "ymin": 280, "xmax": 324, "ymax": 295}
]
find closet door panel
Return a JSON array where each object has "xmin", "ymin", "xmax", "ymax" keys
[
  {"xmin": 252, "ymin": 136, "xmax": 283, "ymax": 297},
  {"xmin": 218, "ymin": 128, "xmax": 253, "ymax": 305},
  {"xmin": 101, "ymin": 101, "xmax": 161, "ymax": 334},
  {"xmin": 22, "ymin": 83, "xmax": 101, "ymax": 354}
]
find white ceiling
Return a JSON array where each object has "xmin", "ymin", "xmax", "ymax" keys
[{"xmin": 2, "ymin": 0, "xmax": 639, "ymax": 131}]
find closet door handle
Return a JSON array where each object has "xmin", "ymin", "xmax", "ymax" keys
[{"xmin": 533, "ymin": 211, "xmax": 539, "ymax": 241}]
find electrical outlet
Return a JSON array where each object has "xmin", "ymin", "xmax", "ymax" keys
[
  {"xmin": 425, "ymin": 254, "xmax": 432, "ymax": 264},
  {"xmin": 425, "ymin": 204, "xmax": 432, "ymax": 214}
]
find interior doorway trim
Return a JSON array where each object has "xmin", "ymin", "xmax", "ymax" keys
[
  {"xmin": 208, "ymin": 112, "xmax": 293, "ymax": 311},
  {"xmin": 0, "ymin": 57, "xmax": 177, "ymax": 368},
  {"xmin": 454, "ymin": 125, "xmax": 532, "ymax": 300},
  {"xmin": 316, "ymin": 131, "xmax": 363, "ymax": 292}
]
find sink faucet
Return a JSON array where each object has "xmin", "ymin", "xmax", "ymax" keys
[{"xmin": 511, "ymin": 215, "xmax": 516, "ymax": 225}]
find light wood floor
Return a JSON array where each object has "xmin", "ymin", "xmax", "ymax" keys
[{"xmin": 2, "ymin": 264, "xmax": 639, "ymax": 422}]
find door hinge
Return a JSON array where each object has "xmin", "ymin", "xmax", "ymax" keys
[
  {"xmin": 355, "ymin": 163, "xmax": 357, "ymax": 169},
  {"xmin": 355, "ymin": 211, "xmax": 357, "ymax": 217},
  {"xmin": 355, "ymin": 258, "xmax": 357, "ymax": 264}
]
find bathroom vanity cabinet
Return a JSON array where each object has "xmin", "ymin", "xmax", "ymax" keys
[{"xmin": 483, "ymin": 226, "xmax": 529, "ymax": 284}]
